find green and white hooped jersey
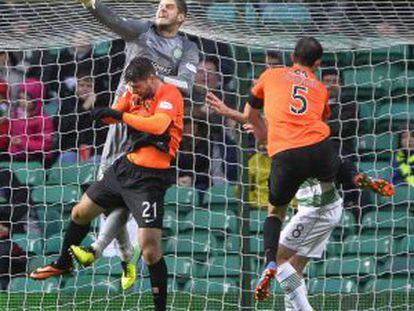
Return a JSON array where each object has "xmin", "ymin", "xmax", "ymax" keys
[{"xmin": 295, "ymin": 178, "xmax": 342, "ymax": 210}]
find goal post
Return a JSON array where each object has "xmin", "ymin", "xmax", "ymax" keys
[{"xmin": 0, "ymin": 1, "xmax": 414, "ymax": 310}]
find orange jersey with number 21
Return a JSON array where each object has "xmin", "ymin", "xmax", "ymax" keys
[{"xmin": 251, "ymin": 64, "xmax": 331, "ymax": 157}]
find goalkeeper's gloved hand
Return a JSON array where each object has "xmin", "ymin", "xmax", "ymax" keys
[
  {"xmin": 92, "ymin": 108, "xmax": 123, "ymax": 121},
  {"xmin": 80, "ymin": 0, "xmax": 97, "ymax": 9}
]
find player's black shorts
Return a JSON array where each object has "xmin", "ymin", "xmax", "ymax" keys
[
  {"xmin": 268, "ymin": 138, "xmax": 340, "ymax": 206},
  {"xmin": 86, "ymin": 156, "xmax": 174, "ymax": 229}
]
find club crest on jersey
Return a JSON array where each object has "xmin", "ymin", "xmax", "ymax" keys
[
  {"xmin": 172, "ymin": 47, "xmax": 183, "ymax": 60},
  {"xmin": 159, "ymin": 101, "xmax": 173, "ymax": 110}
]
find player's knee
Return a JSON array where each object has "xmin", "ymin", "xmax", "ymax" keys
[
  {"xmin": 268, "ymin": 203, "xmax": 287, "ymax": 221},
  {"xmin": 71, "ymin": 204, "xmax": 90, "ymax": 225},
  {"xmin": 141, "ymin": 244, "xmax": 161, "ymax": 265}
]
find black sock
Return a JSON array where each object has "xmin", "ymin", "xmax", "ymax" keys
[
  {"xmin": 263, "ymin": 216, "xmax": 282, "ymax": 265},
  {"xmin": 56, "ymin": 220, "xmax": 90, "ymax": 268},
  {"xmin": 148, "ymin": 257, "xmax": 168, "ymax": 311}
]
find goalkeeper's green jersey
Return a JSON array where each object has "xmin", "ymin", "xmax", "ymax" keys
[{"xmin": 295, "ymin": 178, "xmax": 342, "ymax": 210}]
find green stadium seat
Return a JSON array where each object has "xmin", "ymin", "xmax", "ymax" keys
[
  {"xmin": 164, "ymin": 256, "xmax": 205, "ymax": 278},
  {"xmin": 306, "ymin": 261, "xmax": 325, "ymax": 278},
  {"xmin": 164, "ymin": 185, "xmax": 199, "ymax": 213},
  {"xmin": 163, "ymin": 210, "xmax": 178, "ymax": 236},
  {"xmin": 63, "ymin": 275, "xmax": 119, "ymax": 293},
  {"xmin": 361, "ymin": 211, "xmax": 414, "ymax": 235},
  {"xmin": 249, "ymin": 209, "xmax": 267, "ymax": 233},
  {"xmin": 355, "ymin": 46, "xmax": 407, "ymax": 65},
  {"xmin": 249, "ymin": 235, "xmax": 263, "ymax": 254},
  {"xmin": 324, "ymin": 257, "xmax": 376, "ymax": 276},
  {"xmin": 8, "ymin": 277, "xmax": 60, "ymax": 293},
  {"xmin": 395, "ymin": 235, "xmax": 414, "ymax": 254},
  {"xmin": 180, "ymin": 209, "xmax": 237, "ymax": 233},
  {"xmin": 364, "ymin": 277, "xmax": 414, "ymax": 291},
  {"xmin": 344, "ymin": 235, "xmax": 393, "ymax": 255},
  {"xmin": 332, "ymin": 210, "xmax": 357, "ymax": 239},
  {"xmin": 308, "ymin": 278, "xmax": 357, "ymax": 294},
  {"xmin": 44, "ymin": 235, "xmax": 62, "ymax": 254},
  {"xmin": 183, "ymin": 277, "xmax": 239, "ymax": 294},
  {"xmin": 325, "ymin": 239, "xmax": 343, "ymax": 257},
  {"xmin": 343, "ymin": 64, "xmax": 404, "ymax": 99},
  {"xmin": 322, "ymin": 51, "xmax": 352, "ymax": 67},
  {"xmin": 164, "ymin": 231, "xmax": 219, "ymax": 256},
  {"xmin": 32, "ymin": 185, "xmax": 83, "ymax": 204},
  {"xmin": 85, "ymin": 257, "xmax": 124, "ymax": 276},
  {"xmin": 261, "ymin": 3, "xmax": 311, "ymax": 30},
  {"xmin": 0, "ymin": 161, "xmax": 45, "ymax": 186},
  {"xmin": 36, "ymin": 207, "xmax": 68, "ymax": 237},
  {"xmin": 202, "ymin": 185, "xmax": 239, "ymax": 210},
  {"xmin": 357, "ymin": 133, "xmax": 398, "ymax": 155},
  {"xmin": 392, "ymin": 185, "xmax": 414, "ymax": 207},
  {"xmin": 93, "ymin": 40, "xmax": 111, "ymax": 56},
  {"xmin": 47, "ymin": 162, "xmax": 98, "ymax": 185},
  {"xmin": 207, "ymin": 256, "xmax": 241, "ymax": 277},
  {"xmin": 375, "ymin": 100, "xmax": 414, "ymax": 132},
  {"xmin": 222, "ymin": 234, "xmax": 241, "ymax": 253},
  {"xmin": 44, "ymin": 101, "xmax": 59, "ymax": 117},
  {"xmin": 358, "ymin": 100, "xmax": 376, "ymax": 132},
  {"xmin": 12, "ymin": 233, "xmax": 43, "ymax": 255},
  {"xmin": 207, "ymin": 3, "xmax": 237, "ymax": 24},
  {"xmin": 378, "ymin": 256, "xmax": 414, "ymax": 275}
]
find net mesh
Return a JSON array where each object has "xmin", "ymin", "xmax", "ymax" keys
[{"xmin": 0, "ymin": 1, "xmax": 413, "ymax": 311}]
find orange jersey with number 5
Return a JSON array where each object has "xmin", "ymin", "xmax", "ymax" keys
[{"xmin": 251, "ymin": 64, "xmax": 331, "ymax": 157}]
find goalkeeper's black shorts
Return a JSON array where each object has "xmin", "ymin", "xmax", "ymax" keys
[
  {"xmin": 86, "ymin": 156, "xmax": 174, "ymax": 229},
  {"xmin": 268, "ymin": 138, "xmax": 340, "ymax": 206}
]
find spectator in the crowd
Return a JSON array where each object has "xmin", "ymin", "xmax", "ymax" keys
[
  {"xmin": 264, "ymin": 50, "xmax": 284, "ymax": 68},
  {"xmin": 188, "ymin": 36, "xmax": 235, "ymax": 89},
  {"xmin": 46, "ymin": 31, "xmax": 108, "ymax": 98},
  {"xmin": 8, "ymin": 78, "xmax": 54, "ymax": 163},
  {"xmin": 192, "ymin": 55, "xmax": 237, "ymax": 134},
  {"xmin": 393, "ymin": 126, "xmax": 414, "ymax": 186},
  {"xmin": 177, "ymin": 118, "xmax": 209, "ymax": 189},
  {"xmin": 0, "ymin": 51, "xmax": 24, "ymax": 101},
  {"xmin": 0, "ymin": 230, "xmax": 26, "ymax": 289},
  {"xmin": 322, "ymin": 68, "xmax": 357, "ymax": 158},
  {"xmin": 182, "ymin": 56, "xmax": 239, "ymax": 188},
  {"xmin": 322, "ymin": 68, "xmax": 363, "ymax": 209},
  {"xmin": 248, "ymin": 144, "xmax": 271, "ymax": 208},
  {"xmin": 54, "ymin": 71, "xmax": 109, "ymax": 163},
  {"xmin": 0, "ymin": 79, "xmax": 10, "ymax": 152}
]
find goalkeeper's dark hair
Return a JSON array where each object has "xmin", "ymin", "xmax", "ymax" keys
[
  {"xmin": 124, "ymin": 57, "xmax": 156, "ymax": 83},
  {"xmin": 293, "ymin": 36, "xmax": 323, "ymax": 67},
  {"xmin": 174, "ymin": 0, "xmax": 188, "ymax": 16},
  {"xmin": 321, "ymin": 68, "xmax": 343, "ymax": 82}
]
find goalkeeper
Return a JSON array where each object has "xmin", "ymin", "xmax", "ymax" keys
[
  {"xmin": 30, "ymin": 57, "xmax": 184, "ymax": 311},
  {"xmin": 49, "ymin": 0, "xmax": 198, "ymax": 290}
]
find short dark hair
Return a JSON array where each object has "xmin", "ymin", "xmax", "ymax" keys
[
  {"xmin": 203, "ymin": 55, "xmax": 219, "ymax": 71},
  {"xmin": 175, "ymin": 0, "xmax": 188, "ymax": 16},
  {"xmin": 266, "ymin": 50, "xmax": 282, "ymax": 60},
  {"xmin": 293, "ymin": 37, "xmax": 323, "ymax": 67},
  {"xmin": 76, "ymin": 69, "xmax": 93, "ymax": 81},
  {"xmin": 124, "ymin": 57, "xmax": 156, "ymax": 83},
  {"xmin": 321, "ymin": 68, "xmax": 342, "ymax": 82}
]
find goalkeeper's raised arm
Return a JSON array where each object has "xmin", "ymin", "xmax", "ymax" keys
[{"xmin": 80, "ymin": 0, "xmax": 199, "ymax": 94}]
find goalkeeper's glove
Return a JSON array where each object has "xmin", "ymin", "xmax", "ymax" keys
[
  {"xmin": 92, "ymin": 107, "xmax": 123, "ymax": 121},
  {"xmin": 80, "ymin": 0, "xmax": 97, "ymax": 9}
]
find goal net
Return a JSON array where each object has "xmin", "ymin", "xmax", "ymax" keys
[{"xmin": 0, "ymin": 1, "xmax": 414, "ymax": 310}]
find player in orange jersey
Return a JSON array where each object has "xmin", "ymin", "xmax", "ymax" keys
[
  {"xmin": 30, "ymin": 57, "xmax": 183, "ymax": 311},
  {"xmin": 209, "ymin": 37, "xmax": 394, "ymax": 303}
]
